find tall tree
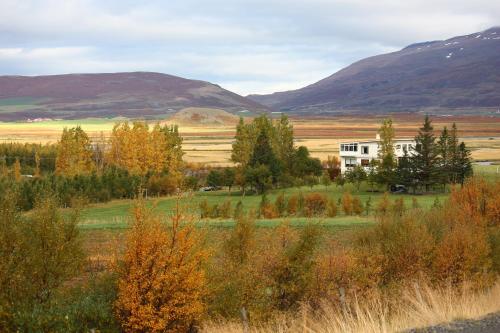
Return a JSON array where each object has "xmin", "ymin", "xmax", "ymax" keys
[
  {"xmin": 395, "ymin": 148, "xmax": 414, "ymax": 191},
  {"xmin": 231, "ymin": 118, "xmax": 256, "ymax": 168},
  {"xmin": 377, "ymin": 118, "xmax": 396, "ymax": 188},
  {"xmin": 273, "ymin": 114, "xmax": 295, "ymax": 173},
  {"xmin": 249, "ymin": 127, "xmax": 281, "ymax": 181},
  {"xmin": 292, "ymin": 146, "xmax": 322, "ymax": 178},
  {"xmin": 412, "ymin": 115, "xmax": 439, "ymax": 192},
  {"xmin": 55, "ymin": 126, "xmax": 95, "ymax": 176},
  {"xmin": 437, "ymin": 126, "xmax": 451, "ymax": 188},
  {"xmin": 160, "ymin": 124, "xmax": 184, "ymax": 175},
  {"xmin": 456, "ymin": 142, "xmax": 473, "ymax": 186},
  {"xmin": 448, "ymin": 123, "xmax": 460, "ymax": 184}
]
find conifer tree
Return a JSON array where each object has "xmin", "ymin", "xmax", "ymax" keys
[
  {"xmin": 437, "ymin": 126, "xmax": 451, "ymax": 188},
  {"xmin": 395, "ymin": 148, "xmax": 413, "ymax": 191},
  {"xmin": 249, "ymin": 127, "xmax": 281, "ymax": 182},
  {"xmin": 448, "ymin": 123, "xmax": 460, "ymax": 183},
  {"xmin": 411, "ymin": 116, "xmax": 439, "ymax": 192},
  {"xmin": 456, "ymin": 142, "xmax": 473, "ymax": 186}
]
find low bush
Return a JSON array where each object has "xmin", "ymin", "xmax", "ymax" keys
[{"xmin": 303, "ymin": 193, "xmax": 328, "ymax": 217}]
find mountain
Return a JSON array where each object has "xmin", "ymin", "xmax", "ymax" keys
[
  {"xmin": 249, "ymin": 27, "xmax": 500, "ymax": 115},
  {"xmin": 0, "ymin": 72, "xmax": 268, "ymax": 121}
]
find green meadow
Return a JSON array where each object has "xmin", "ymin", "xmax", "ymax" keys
[{"xmin": 78, "ymin": 184, "xmax": 449, "ymax": 229}]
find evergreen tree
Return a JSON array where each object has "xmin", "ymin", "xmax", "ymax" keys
[
  {"xmin": 292, "ymin": 146, "xmax": 322, "ymax": 178},
  {"xmin": 395, "ymin": 148, "xmax": 413, "ymax": 191},
  {"xmin": 437, "ymin": 126, "xmax": 451, "ymax": 188},
  {"xmin": 456, "ymin": 142, "xmax": 473, "ymax": 185},
  {"xmin": 249, "ymin": 127, "xmax": 281, "ymax": 182},
  {"xmin": 411, "ymin": 116, "xmax": 439, "ymax": 192},
  {"xmin": 448, "ymin": 123, "xmax": 460, "ymax": 183},
  {"xmin": 377, "ymin": 119, "xmax": 396, "ymax": 188}
]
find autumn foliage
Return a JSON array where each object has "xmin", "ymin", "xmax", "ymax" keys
[{"xmin": 115, "ymin": 199, "xmax": 207, "ymax": 333}]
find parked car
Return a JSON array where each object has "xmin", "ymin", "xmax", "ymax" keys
[
  {"xmin": 390, "ymin": 184, "xmax": 408, "ymax": 193},
  {"xmin": 200, "ymin": 186, "xmax": 219, "ymax": 192}
]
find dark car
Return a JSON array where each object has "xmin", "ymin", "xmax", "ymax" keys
[{"xmin": 390, "ymin": 184, "xmax": 408, "ymax": 193}]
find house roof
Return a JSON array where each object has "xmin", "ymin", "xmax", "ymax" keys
[{"xmin": 340, "ymin": 138, "xmax": 415, "ymax": 144}]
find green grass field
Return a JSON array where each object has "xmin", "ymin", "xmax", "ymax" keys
[{"xmin": 78, "ymin": 183, "xmax": 449, "ymax": 229}]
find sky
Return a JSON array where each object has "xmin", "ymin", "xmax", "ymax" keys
[{"xmin": 0, "ymin": 0, "xmax": 499, "ymax": 95}]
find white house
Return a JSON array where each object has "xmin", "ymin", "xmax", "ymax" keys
[{"xmin": 339, "ymin": 135, "xmax": 416, "ymax": 174}]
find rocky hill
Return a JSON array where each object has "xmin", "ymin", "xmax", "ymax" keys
[{"xmin": 249, "ymin": 27, "xmax": 500, "ymax": 115}]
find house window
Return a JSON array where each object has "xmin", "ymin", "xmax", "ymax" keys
[
  {"xmin": 402, "ymin": 144, "xmax": 408, "ymax": 152},
  {"xmin": 345, "ymin": 157, "xmax": 356, "ymax": 167},
  {"xmin": 396, "ymin": 144, "xmax": 401, "ymax": 150},
  {"xmin": 342, "ymin": 143, "xmax": 358, "ymax": 152},
  {"xmin": 362, "ymin": 146, "xmax": 369, "ymax": 154},
  {"xmin": 361, "ymin": 159, "xmax": 369, "ymax": 166}
]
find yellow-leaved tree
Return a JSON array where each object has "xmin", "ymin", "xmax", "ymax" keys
[
  {"xmin": 115, "ymin": 198, "xmax": 207, "ymax": 332},
  {"xmin": 107, "ymin": 121, "xmax": 183, "ymax": 178},
  {"xmin": 55, "ymin": 126, "xmax": 95, "ymax": 176}
]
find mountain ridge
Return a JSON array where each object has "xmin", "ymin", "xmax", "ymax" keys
[
  {"xmin": 0, "ymin": 71, "xmax": 268, "ymax": 121},
  {"xmin": 248, "ymin": 27, "xmax": 500, "ymax": 115}
]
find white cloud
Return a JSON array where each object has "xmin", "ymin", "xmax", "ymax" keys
[{"xmin": 0, "ymin": 0, "xmax": 498, "ymax": 94}]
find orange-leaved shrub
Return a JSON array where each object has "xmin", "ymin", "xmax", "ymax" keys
[
  {"xmin": 303, "ymin": 193, "xmax": 328, "ymax": 217},
  {"xmin": 342, "ymin": 192, "xmax": 353, "ymax": 215},
  {"xmin": 115, "ymin": 199, "xmax": 208, "ymax": 333},
  {"xmin": 287, "ymin": 195, "xmax": 298, "ymax": 216},
  {"xmin": 352, "ymin": 196, "xmax": 363, "ymax": 215},
  {"xmin": 449, "ymin": 178, "xmax": 500, "ymax": 226}
]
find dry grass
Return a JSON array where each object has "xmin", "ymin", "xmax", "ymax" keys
[
  {"xmin": 1, "ymin": 115, "xmax": 499, "ymax": 163},
  {"xmin": 202, "ymin": 280, "xmax": 500, "ymax": 333}
]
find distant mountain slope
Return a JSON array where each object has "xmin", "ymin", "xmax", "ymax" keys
[
  {"xmin": 0, "ymin": 72, "xmax": 268, "ymax": 121},
  {"xmin": 249, "ymin": 27, "xmax": 500, "ymax": 115}
]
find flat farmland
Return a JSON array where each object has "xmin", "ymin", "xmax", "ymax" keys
[{"xmin": 1, "ymin": 114, "xmax": 499, "ymax": 164}]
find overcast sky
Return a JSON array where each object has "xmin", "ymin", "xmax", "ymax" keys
[{"xmin": 0, "ymin": 0, "xmax": 499, "ymax": 95}]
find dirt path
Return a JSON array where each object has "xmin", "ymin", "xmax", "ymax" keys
[{"xmin": 406, "ymin": 313, "xmax": 500, "ymax": 332}]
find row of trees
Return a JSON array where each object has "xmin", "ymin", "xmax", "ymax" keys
[
  {"xmin": 344, "ymin": 116, "xmax": 473, "ymax": 192},
  {"xmin": 56, "ymin": 122, "xmax": 183, "ymax": 178},
  {"xmin": 232, "ymin": 115, "xmax": 322, "ymax": 193},
  {"xmin": 0, "ymin": 122, "xmax": 186, "ymax": 209}
]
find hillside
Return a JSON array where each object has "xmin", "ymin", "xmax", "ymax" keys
[
  {"xmin": 0, "ymin": 72, "xmax": 267, "ymax": 121},
  {"xmin": 166, "ymin": 107, "xmax": 240, "ymax": 126},
  {"xmin": 249, "ymin": 27, "xmax": 500, "ymax": 115}
]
